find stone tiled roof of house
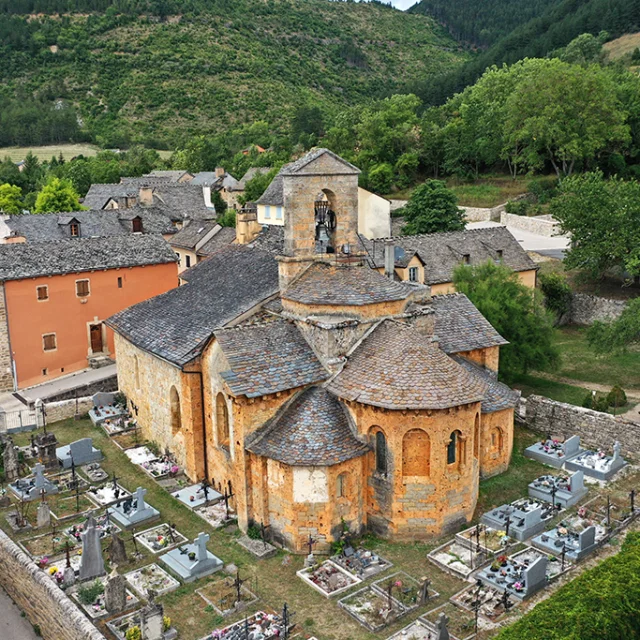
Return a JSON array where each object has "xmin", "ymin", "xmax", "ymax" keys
[
  {"xmin": 282, "ymin": 262, "xmax": 412, "ymax": 307},
  {"xmin": 169, "ymin": 220, "xmax": 220, "ymax": 250},
  {"xmin": 431, "ymin": 293, "xmax": 508, "ymax": 354},
  {"xmin": 197, "ymin": 226, "xmax": 237, "ymax": 256},
  {"xmin": 0, "ymin": 235, "xmax": 177, "ymax": 281},
  {"xmin": 248, "ymin": 225, "xmax": 284, "ymax": 254},
  {"xmin": 281, "ymin": 148, "xmax": 360, "ymax": 176},
  {"xmin": 107, "ymin": 245, "xmax": 279, "ymax": 367},
  {"xmin": 359, "ymin": 227, "xmax": 537, "ymax": 285},
  {"xmin": 216, "ymin": 319, "xmax": 328, "ymax": 398},
  {"xmin": 328, "ymin": 320, "xmax": 486, "ymax": 410},
  {"xmin": 452, "ymin": 356, "xmax": 519, "ymax": 413},
  {"xmin": 235, "ymin": 167, "xmax": 272, "ymax": 190},
  {"xmin": 82, "ymin": 183, "xmax": 132, "ymax": 209},
  {"xmin": 4, "ymin": 208, "xmax": 175, "ymax": 242},
  {"xmin": 255, "ymin": 169, "xmax": 286, "ymax": 206},
  {"xmin": 246, "ymin": 386, "xmax": 370, "ymax": 466},
  {"xmin": 144, "ymin": 170, "xmax": 193, "ymax": 182}
]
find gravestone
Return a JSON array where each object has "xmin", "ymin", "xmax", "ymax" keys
[
  {"xmin": 79, "ymin": 516, "xmax": 106, "ymax": 581},
  {"xmin": 565, "ymin": 441, "xmax": 627, "ymax": 481},
  {"xmin": 105, "ymin": 568, "xmax": 127, "ymax": 614},
  {"xmin": 9, "ymin": 462, "xmax": 58, "ymax": 501},
  {"xmin": 108, "ymin": 531, "xmax": 128, "ymax": 565},
  {"xmin": 93, "ymin": 392, "xmax": 116, "ymax": 408},
  {"xmin": 36, "ymin": 432, "xmax": 58, "ymax": 471},
  {"xmin": 524, "ymin": 435, "xmax": 582, "ymax": 468},
  {"xmin": 3, "ymin": 440, "xmax": 19, "ymax": 481},
  {"xmin": 523, "ymin": 556, "xmax": 547, "ymax": 594},
  {"xmin": 110, "ymin": 486, "xmax": 160, "ymax": 528},
  {"xmin": 533, "ymin": 524, "xmax": 598, "ymax": 562},
  {"xmin": 528, "ymin": 471, "xmax": 587, "ymax": 509},
  {"xmin": 37, "ymin": 501, "xmax": 51, "ymax": 528},
  {"xmin": 160, "ymin": 531, "xmax": 223, "ymax": 583},
  {"xmin": 63, "ymin": 565, "xmax": 76, "ymax": 587},
  {"xmin": 435, "ymin": 612, "xmax": 450, "ymax": 640},
  {"xmin": 56, "ymin": 438, "xmax": 102, "ymax": 469}
]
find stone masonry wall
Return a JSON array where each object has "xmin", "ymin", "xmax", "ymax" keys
[
  {"xmin": 567, "ymin": 293, "xmax": 627, "ymax": 326},
  {"xmin": 499, "ymin": 212, "xmax": 562, "ymax": 237},
  {"xmin": 0, "ymin": 529, "xmax": 106, "ymax": 640},
  {"xmin": 0, "ymin": 282, "xmax": 15, "ymax": 391},
  {"xmin": 522, "ymin": 395, "xmax": 640, "ymax": 457},
  {"xmin": 45, "ymin": 396, "xmax": 94, "ymax": 423}
]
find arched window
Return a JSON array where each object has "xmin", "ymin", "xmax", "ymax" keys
[
  {"xmin": 336, "ymin": 473, "xmax": 347, "ymax": 498},
  {"xmin": 402, "ymin": 429, "xmax": 430, "ymax": 476},
  {"xmin": 375, "ymin": 431, "xmax": 387, "ymax": 475},
  {"xmin": 447, "ymin": 430, "xmax": 463, "ymax": 466},
  {"xmin": 491, "ymin": 427, "xmax": 503, "ymax": 453},
  {"xmin": 474, "ymin": 414, "xmax": 480, "ymax": 459},
  {"xmin": 134, "ymin": 355, "xmax": 140, "ymax": 390},
  {"xmin": 216, "ymin": 393, "xmax": 230, "ymax": 446},
  {"xmin": 170, "ymin": 386, "xmax": 181, "ymax": 434},
  {"xmin": 314, "ymin": 190, "xmax": 337, "ymax": 254}
]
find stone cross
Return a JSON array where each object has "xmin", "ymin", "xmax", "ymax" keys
[
  {"xmin": 134, "ymin": 486, "xmax": 147, "ymax": 513},
  {"xmin": 3, "ymin": 441, "xmax": 19, "ymax": 481},
  {"xmin": 613, "ymin": 441, "xmax": 622, "ymax": 462},
  {"xmin": 104, "ymin": 568, "xmax": 127, "ymax": 614},
  {"xmin": 32, "ymin": 463, "xmax": 46, "ymax": 492},
  {"xmin": 79, "ymin": 516, "xmax": 105, "ymax": 581},
  {"xmin": 195, "ymin": 532, "xmax": 210, "ymax": 562},
  {"xmin": 435, "ymin": 612, "xmax": 450, "ymax": 640},
  {"xmin": 419, "ymin": 576, "xmax": 430, "ymax": 605}
]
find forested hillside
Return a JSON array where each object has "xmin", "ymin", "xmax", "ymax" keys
[
  {"xmin": 0, "ymin": 0, "xmax": 464, "ymax": 148},
  {"xmin": 409, "ymin": 0, "xmax": 562, "ymax": 48},
  {"xmin": 413, "ymin": 0, "xmax": 640, "ymax": 104}
]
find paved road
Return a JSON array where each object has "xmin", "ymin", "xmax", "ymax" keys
[{"xmin": 0, "ymin": 586, "xmax": 39, "ymax": 640}]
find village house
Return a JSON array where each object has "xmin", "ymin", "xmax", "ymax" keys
[
  {"xmin": 107, "ymin": 149, "xmax": 518, "ymax": 552},
  {"xmin": 0, "ymin": 235, "xmax": 178, "ymax": 391},
  {"xmin": 169, "ymin": 221, "xmax": 236, "ymax": 273},
  {"xmin": 359, "ymin": 227, "xmax": 538, "ymax": 293},
  {"xmin": 144, "ymin": 170, "xmax": 194, "ymax": 183},
  {"xmin": 191, "ymin": 168, "xmax": 242, "ymax": 209},
  {"xmin": 256, "ymin": 163, "xmax": 392, "ymax": 239}
]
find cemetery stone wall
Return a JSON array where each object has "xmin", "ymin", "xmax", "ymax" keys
[
  {"xmin": 45, "ymin": 396, "xmax": 94, "ymax": 423},
  {"xmin": 566, "ymin": 293, "xmax": 627, "ymax": 326},
  {"xmin": 0, "ymin": 529, "xmax": 106, "ymax": 640},
  {"xmin": 522, "ymin": 395, "xmax": 640, "ymax": 457}
]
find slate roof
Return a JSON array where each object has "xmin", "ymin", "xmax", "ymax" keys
[
  {"xmin": 248, "ymin": 225, "xmax": 284, "ymax": 255},
  {"xmin": 280, "ymin": 148, "xmax": 360, "ymax": 176},
  {"xmin": 236, "ymin": 167, "xmax": 272, "ymax": 190},
  {"xmin": 0, "ymin": 235, "xmax": 177, "ymax": 281},
  {"xmin": 4, "ymin": 208, "xmax": 175, "ymax": 242},
  {"xmin": 431, "ymin": 294, "xmax": 508, "ymax": 354},
  {"xmin": 83, "ymin": 183, "xmax": 131, "ymax": 209},
  {"xmin": 189, "ymin": 172, "xmax": 219, "ymax": 186},
  {"xmin": 283, "ymin": 262, "xmax": 411, "ymax": 307},
  {"xmin": 144, "ymin": 170, "xmax": 193, "ymax": 182},
  {"xmin": 169, "ymin": 220, "xmax": 220, "ymax": 250},
  {"xmin": 328, "ymin": 320, "xmax": 486, "ymax": 410},
  {"xmin": 359, "ymin": 227, "xmax": 537, "ymax": 285},
  {"xmin": 107, "ymin": 245, "xmax": 280, "ymax": 367},
  {"xmin": 197, "ymin": 226, "xmax": 236, "ymax": 256},
  {"xmin": 245, "ymin": 386, "xmax": 370, "ymax": 466},
  {"xmin": 216, "ymin": 319, "xmax": 328, "ymax": 398},
  {"xmin": 255, "ymin": 169, "xmax": 285, "ymax": 206},
  {"xmin": 453, "ymin": 356, "xmax": 519, "ymax": 413}
]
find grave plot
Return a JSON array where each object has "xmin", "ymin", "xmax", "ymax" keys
[
  {"xmin": 481, "ymin": 498, "xmax": 557, "ymax": 542},
  {"xmin": 428, "ymin": 539, "xmax": 491, "ymax": 580},
  {"xmin": 237, "ymin": 535, "xmax": 277, "ymax": 559},
  {"xmin": 87, "ymin": 483, "xmax": 131, "ymax": 507},
  {"xmin": 528, "ymin": 472, "xmax": 588, "ymax": 509},
  {"xmin": 477, "ymin": 550, "xmax": 548, "ymax": 601},
  {"xmin": 42, "ymin": 552, "xmax": 82, "ymax": 586},
  {"xmin": 140, "ymin": 455, "xmax": 180, "ymax": 480},
  {"xmin": 451, "ymin": 583, "xmax": 519, "ymax": 622},
  {"xmin": 339, "ymin": 585, "xmax": 407, "ymax": 633},
  {"xmin": 160, "ymin": 532, "xmax": 223, "ymax": 583},
  {"xmin": 196, "ymin": 610, "xmax": 289, "ymax": 640},
  {"xmin": 101, "ymin": 416, "xmax": 136, "ymax": 436},
  {"xmin": 64, "ymin": 514, "xmax": 120, "ymax": 544},
  {"xmin": 456, "ymin": 524, "xmax": 509, "ymax": 552},
  {"xmin": 196, "ymin": 575, "xmax": 259, "ymax": 617},
  {"xmin": 135, "ymin": 523, "xmax": 188, "ymax": 554},
  {"xmin": 50, "ymin": 470, "xmax": 89, "ymax": 494},
  {"xmin": 172, "ymin": 484, "xmax": 222, "ymax": 510},
  {"xmin": 109, "ymin": 487, "xmax": 160, "ymax": 529},
  {"xmin": 125, "ymin": 563, "xmax": 180, "ymax": 598},
  {"xmin": 125, "ymin": 446, "xmax": 158, "ymax": 466},
  {"xmin": 582, "ymin": 494, "xmax": 631, "ymax": 527},
  {"xmin": 81, "ymin": 463, "xmax": 109, "ymax": 484},
  {"xmin": 372, "ymin": 572, "xmax": 434, "ymax": 611},
  {"xmin": 108, "ymin": 608, "xmax": 175, "ymax": 640},
  {"xmin": 385, "ymin": 619, "xmax": 433, "ymax": 640},
  {"xmin": 421, "ymin": 603, "xmax": 480, "ymax": 640},
  {"xmin": 560, "ymin": 510, "xmax": 608, "ymax": 542},
  {"xmin": 510, "ymin": 547, "xmax": 571, "ymax": 581},
  {"xmin": 9, "ymin": 464, "xmax": 58, "ymax": 502},
  {"xmin": 565, "ymin": 442, "xmax": 626, "ymax": 482},
  {"xmin": 195, "ymin": 501, "xmax": 236, "ymax": 529},
  {"xmin": 523, "ymin": 435, "xmax": 583, "ymax": 469},
  {"xmin": 50, "ymin": 494, "xmax": 95, "ymax": 520},
  {"xmin": 71, "ymin": 577, "xmax": 139, "ymax": 619},
  {"xmin": 297, "ymin": 559, "xmax": 362, "ymax": 598},
  {"xmin": 21, "ymin": 530, "xmax": 74, "ymax": 557},
  {"xmin": 331, "ymin": 546, "xmax": 392, "ymax": 580},
  {"xmin": 90, "ymin": 403, "xmax": 126, "ymax": 426},
  {"xmin": 111, "ymin": 431, "xmax": 144, "ymax": 451},
  {"xmin": 532, "ymin": 521, "xmax": 598, "ymax": 563}
]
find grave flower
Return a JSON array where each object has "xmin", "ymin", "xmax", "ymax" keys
[
  {"xmin": 514, "ymin": 581, "xmax": 524, "ymax": 592},
  {"xmin": 38, "ymin": 556, "xmax": 49, "ymax": 568},
  {"xmin": 170, "ymin": 465, "xmax": 179, "ymax": 475},
  {"xmin": 48, "ymin": 566, "xmax": 58, "ymax": 575}
]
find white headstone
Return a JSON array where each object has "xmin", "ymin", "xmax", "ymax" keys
[{"xmin": 37, "ymin": 502, "xmax": 51, "ymax": 528}]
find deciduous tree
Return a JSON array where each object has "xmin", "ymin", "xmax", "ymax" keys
[
  {"xmin": 402, "ymin": 180, "xmax": 465, "ymax": 234},
  {"xmin": 34, "ymin": 177, "xmax": 83, "ymax": 213}
]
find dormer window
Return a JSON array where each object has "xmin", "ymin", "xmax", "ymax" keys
[
  {"xmin": 132, "ymin": 216, "xmax": 143, "ymax": 233},
  {"xmin": 462, "ymin": 254, "xmax": 471, "ymax": 265},
  {"xmin": 70, "ymin": 222, "xmax": 80, "ymax": 237},
  {"xmin": 496, "ymin": 249, "xmax": 503, "ymax": 262}
]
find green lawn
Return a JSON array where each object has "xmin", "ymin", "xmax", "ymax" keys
[
  {"xmin": 552, "ymin": 325, "xmax": 640, "ymax": 389},
  {"xmin": 511, "ymin": 372, "xmax": 588, "ymax": 406}
]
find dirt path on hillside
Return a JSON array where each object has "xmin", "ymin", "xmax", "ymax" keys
[{"xmin": 532, "ymin": 371, "xmax": 640, "ymax": 399}]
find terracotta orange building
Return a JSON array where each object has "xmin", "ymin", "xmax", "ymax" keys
[
  {"xmin": 109, "ymin": 149, "xmax": 518, "ymax": 551},
  {"xmin": 0, "ymin": 235, "xmax": 178, "ymax": 391}
]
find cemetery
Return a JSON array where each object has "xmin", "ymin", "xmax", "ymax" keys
[
  {"xmin": 56, "ymin": 438, "xmax": 103, "ymax": 469},
  {"xmin": 523, "ymin": 435, "xmax": 583, "ymax": 468},
  {"xmin": 565, "ymin": 442, "xmax": 627, "ymax": 481},
  {"xmin": 89, "ymin": 392, "xmax": 128, "ymax": 426},
  {"xmin": 1, "ymin": 414, "xmax": 639, "ymax": 640}
]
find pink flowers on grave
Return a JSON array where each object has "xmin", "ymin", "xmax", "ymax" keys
[
  {"xmin": 395, "ymin": 580, "xmax": 403, "ymax": 588},
  {"xmin": 190, "ymin": 495, "xmax": 195, "ymax": 502},
  {"xmin": 38, "ymin": 556, "xmax": 49, "ymax": 568},
  {"xmin": 514, "ymin": 582, "xmax": 524, "ymax": 592},
  {"xmin": 170, "ymin": 465, "xmax": 179, "ymax": 475},
  {"xmin": 578, "ymin": 506, "xmax": 587, "ymax": 518}
]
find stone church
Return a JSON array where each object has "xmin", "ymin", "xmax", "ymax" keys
[{"xmin": 108, "ymin": 149, "xmax": 517, "ymax": 552}]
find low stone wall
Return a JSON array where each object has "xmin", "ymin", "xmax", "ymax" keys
[
  {"xmin": 461, "ymin": 204, "xmax": 504, "ymax": 223},
  {"xmin": 499, "ymin": 212, "xmax": 562, "ymax": 237},
  {"xmin": 0, "ymin": 529, "xmax": 106, "ymax": 640},
  {"xmin": 567, "ymin": 293, "xmax": 627, "ymax": 325},
  {"xmin": 520, "ymin": 395, "xmax": 640, "ymax": 457},
  {"xmin": 45, "ymin": 396, "xmax": 94, "ymax": 423},
  {"xmin": 43, "ymin": 373, "xmax": 118, "ymax": 403}
]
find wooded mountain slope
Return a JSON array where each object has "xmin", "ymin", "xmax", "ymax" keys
[{"xmin": 0, "ymin": 0, "xmax": 465, "ymax": 147}]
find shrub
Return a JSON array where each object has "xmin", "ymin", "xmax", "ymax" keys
[
  {"xmin": 125, "ymin": 627, "xmax": 142, "ymax": 640},
  {"xmin": 504, "ymin": 199, "xmax": 529, "ymax": 215},
  {"xmin": 247, "ymin": 524, "xmax": 262, "ymax": 540},
  {"xmin": 77, "ymin": 579, "xmax": 104, "ymax": 605},
  {"xmin": 582, "ymin": 392, "xmax": 594, "ymax": 409},
  {"xmin": 607, "ymin": 385, "xmax": 627, "ymax": 408},
  {"xmin": 528, "ymin": 176, "xmax": 558, "ymax": 204},
  {"xmin": 539, "ymin": 272, "xmax": 572, "ymax": 322}
]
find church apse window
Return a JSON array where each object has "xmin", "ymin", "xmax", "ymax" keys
[
  {"xmin": 170, "ymin": 386, "xmax": 181, "ymax": 434},
  {"xmin": 447, "ymin": 430, "xmax": 463, "ymax": 467},
  {"xmin": 336, "ymin": 472, "xmax": 347, "ymax": 498},
  {"xmin": 474, "ymin": 414, "xmax": 480, "ymax": 459},
  {"xmin": 491, "ymin": 427, "xmax": 503, "ymax": 453},
  {"xmin": 402, "ymin": 429, "xmax": 430, "ymax": 476},
  {"xmin": 374, "ymin": 430, "xmax": 387, "ymax": 475},
  {"xmin": 216, "ymin": 392, "xmax": 230, "ymax": 447}
]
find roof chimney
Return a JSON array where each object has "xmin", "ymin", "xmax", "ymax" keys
[
  {"xmin": 138, "ymin": 186, "xmax": 153, "ymax": 206},
  {"xmin": 236, "ymin": 203, "xmax": 261, "ymax": 245},
  {"xmin": 384, "ymin": 239, "xmax": 395, "ymax": 279},
  {"xmin": 215, "ymin": 167, "xmax": 225, "ymax": 178}
]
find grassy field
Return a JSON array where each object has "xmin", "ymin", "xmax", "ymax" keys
[
  {"xmin": 603, "ymin": 31, "xmax": 640, "ymax": 60},
  {"xmin": 511, "ymin": 372, "xmax": 588, "ymax": 406},
  {"xmin": 0, "ymin": 145, "xmax": 173, "ymax": 163}
]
